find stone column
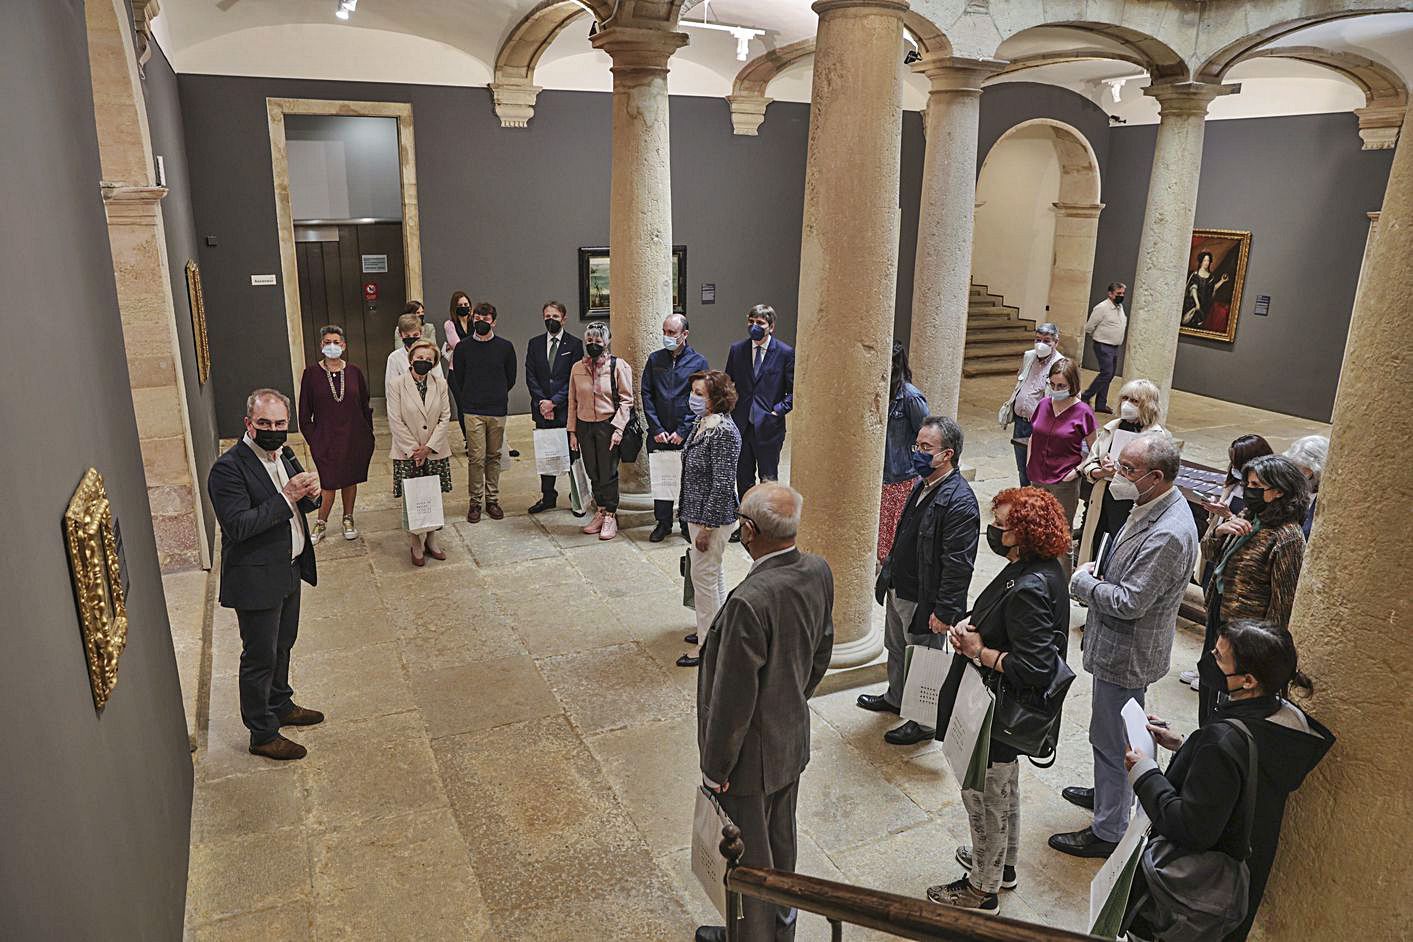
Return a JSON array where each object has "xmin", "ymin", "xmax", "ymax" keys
[
  {"xmin": 1255, "ymin": 105, "xmax": 1413, "ymax": 940},
  {"xmin": 1124, "ymin": 81, "xmax": 1237, "ymax": 412},
  {"xmin": 1048, "ymin": 201, "xmax": 1105, "ymax": 351},
  {"xmin": 591, "ymin": 23, "xmax": 688, "ymax": 501},
  {"xmin": 908, "ymin": 55, "xmax": 1002, "ymax": 419},
  {"xmin": 793, "ymin": 0, "xmax": 906, "ymax": 667}
]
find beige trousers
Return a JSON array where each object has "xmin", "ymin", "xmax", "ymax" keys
[{"xmin": 465, "ymin": 415, "xmax": 506, "ymax": 506}]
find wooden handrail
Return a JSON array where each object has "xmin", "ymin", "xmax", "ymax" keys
[{"xmin": 718, "ymin": 826, "xmax": 1094, "ymax": 942}]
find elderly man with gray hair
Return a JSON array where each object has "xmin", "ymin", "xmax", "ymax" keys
[
  {"xmin": 1049, "ymin": 433, "xmax": 1199, "ymax": 859},
  {"xmin": 1002, "ymin": 322, "xmax": 1065, "ymax": 485},
  {"xmin": 1284, "ymin": 434, "xmax": 1328, "ymax": 538},
  {"xmin": 695, "ymin": 482, "xmax": 834, "ymax": 942}
]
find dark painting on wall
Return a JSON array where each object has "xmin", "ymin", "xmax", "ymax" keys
[
  {"xmin": 1179, "ymin": 229, "xmax": 1251, "ymax": 343},
  {"xmin": 578, "ymin": 245, "xmax": 687, "ymax": 320}
]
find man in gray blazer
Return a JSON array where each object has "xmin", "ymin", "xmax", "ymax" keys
[
  {"xmin": 1050, "ymin": 434, "xmax": 1199, "ymax": 857},
  {"xmin": 695, "ymin": 482, "xmax": 834, "ymax": 942}
]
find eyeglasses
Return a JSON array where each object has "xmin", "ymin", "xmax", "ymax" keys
[
  {"xmin": 737, "ymin": 513, "xmax": 758, "ymax": 532},
  {"xmin": 1117, "ymin": 462, "xmax": 1151, "ymax": 477}
]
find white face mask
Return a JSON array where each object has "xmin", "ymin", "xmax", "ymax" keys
[
  {"xmin": 1035, "ymin": 341, "xmax": 1054, "ymax": 358},
  {"xmin": 1119, "ymin": 401, "xmax": 1140, "ymax": 421},
  {"xmin": 1110, "ymin": 470, "xmax": 1155, "ymax": 502},
  {"xmin": 1046, "ymin": 387, "xmax": 1070, "ymax": 401},
  {"xmin": 322, "ymin": 343, "xmax": 343, "ymax": 359}
]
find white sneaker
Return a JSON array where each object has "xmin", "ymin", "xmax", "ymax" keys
[
  {"xmin": 311, "ymin": 520, "xmax": 326, "ymax": 545},
  {"xmin": 1179, "ymin": 670, "xmax": 1199, "ymax": 690},
  {"xmin": 342, "ymin": 515, "xmax": 359, "ymax": 540}
]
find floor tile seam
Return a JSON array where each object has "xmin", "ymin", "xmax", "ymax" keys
[
  {"xmin": 185, "ymin": 897, "xmax": 312, "ymax": 931},
  {"xmin": 299, "ymin": 796, "xmax": 456, "ymax": 840},
  {"xmin": 798, "ymin": 809, "xmax": 939, "ymax": 859}
]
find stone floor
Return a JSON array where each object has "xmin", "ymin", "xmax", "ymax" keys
[{"xmin": 180, "ymin": 371, "xmax": 1327, "ymax": 940}]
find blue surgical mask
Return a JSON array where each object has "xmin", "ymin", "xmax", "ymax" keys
[
  {"xmin": 749, "ymin": 323, "xmax": 766, "ymax": 342},
  {"xmin": 689, "ymin": 393, "xmax": 707, "ymax": 417},
  {"xmin": 662, "ymin": 334, "xmax": 679, "ymax": 351},
  {"xmin": 911, "ymin": 449, "xmax": 936, "ymax": 478}
]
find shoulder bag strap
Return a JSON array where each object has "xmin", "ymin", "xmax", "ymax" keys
[
  {"xmin": 608, "ymin": 355, "xmax": 618, "ymax": 403},
  {"xmin": 1224, "ymin": 719, "xmax": 1260, "ymax": 859}
]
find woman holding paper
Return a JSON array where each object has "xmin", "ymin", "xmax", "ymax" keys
[
  {"xmin": 674, "ymin": 370, "xmax": 742, "ymax": 667},
  {"xmin": 1076, "ymin": 379, "xmax": 1167, "ymax": 568},
  {"xmin": 927, "ymin": 487, "xmax": 1071, "ymax": 914},
  {"xmin": 387, "ymin": 340, "xmax": 453, "ymax": 566}
]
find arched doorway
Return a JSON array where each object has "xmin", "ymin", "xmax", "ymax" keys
[{"xmin": 972, "ymin": 118, "xmax": 1102, "ymax": 357}]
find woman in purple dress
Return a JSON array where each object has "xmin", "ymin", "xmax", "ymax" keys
[{"xmin": 298, "ymin": 325, "xmax": 375, "ymax": 544}]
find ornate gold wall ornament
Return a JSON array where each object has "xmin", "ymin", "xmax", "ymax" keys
[
  {"xmin": 64, "ymin": 469, "xmax": 129, "ymax": 711},
  {"xmin": 185, "ymin": 259, "xmax": 212, "ymax": 384}
]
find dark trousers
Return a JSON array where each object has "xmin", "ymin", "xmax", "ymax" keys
[
  {"xmin": 577, "ymin": 419, "xmax": 620, "ymax": 513},
  {"xmin": 1011, "ymin": 416, "xmax": 1033, "ymax": 486},
  {"xmin": 1084, "ymin": 341, "xmax": 1120, "ymax": 408},
  {"xmin": 1197, "ymin": 602, "xmax": 1224, "ymax": 727},
  {"xmin": 718, "ymin": 779, "xmax": 800, "ymax": 942},
  {"xmin": 448, "ymin": 369, "xmax": 467, "ymax": 440},
  {"xmin": 235, "ymin": 560, "xmax": 301, "ymax": 746},
  {"xmin": 737, "ymin": 425, "xmax": 782, "ymax": 499}
]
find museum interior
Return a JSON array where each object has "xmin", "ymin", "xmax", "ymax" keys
[{"xmin": 3, "ymin": 0, "xmax": 1410, "ymax": 939}]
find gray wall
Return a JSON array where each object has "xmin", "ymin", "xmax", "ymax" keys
[
  {"xmin": 1091, "ymin": 112, "xmax": 1393, "ymax": 422},
  {"xmin": 178, "ymin": 74, "xmax": 1110, "ymax": 435},
  {"xmin": 145, "ymin": 40, "xmax": 219, "ymax": 549},
  {"xmin": 0, "ymin": 3, "xmax": 192, "ymax": 937},
  {"xmin": 286, "ymin": 114, "xmax": 403, "ymax": 221}
]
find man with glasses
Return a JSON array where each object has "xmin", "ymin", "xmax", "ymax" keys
[
  {"xmin": 1050, "ymin": 433, "xmax": 1198, "ymax": 858},
  {"xmin": 857, "ymin": 416, "xmax": 979, "ymax": 746}
]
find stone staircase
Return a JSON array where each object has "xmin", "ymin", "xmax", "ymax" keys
[{"xmin": 963, "ymin": 282, "xmax": 1034, "ymax": 378}]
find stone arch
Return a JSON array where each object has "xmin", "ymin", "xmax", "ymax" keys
[
  {"xmin": 991, "ymin": 20, "xmax": 1188, "ymax": 80},
  {"xmin": 1194, "ymin": 4, "xmax": 1413, "ymax": 84},
  {"xmin": 902, "ymin": 10, "xmax": 951, "ymax": 58},
  {"xmin": 990, "ymin": 47, "xmax": 1151, "ymax": 81},
  {"xmin": 490, "ymin": 0, "xmax": 595, "ymax": 127},
  {"xmin": 973, "ymin": 118, "xmax": 1103, "ymax": 345},
  {"xmin": 1236, "ymin": 46, "xmax": 1408, "ymax": 150}
]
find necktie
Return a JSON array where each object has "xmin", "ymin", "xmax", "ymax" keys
[
  {"xmin": 752, "ymin": 344, "xmax": 763, "ymax": 379},
  {"xmin": 548, "ymin": 336, "xmax": 559, "ymax": 369}
]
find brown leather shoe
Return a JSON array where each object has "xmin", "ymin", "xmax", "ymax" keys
[
  {"xmin": 410, "ymin": 547, "xmax": 426, "ymax": 567},
  {"xmin": 485, "ymin": 502, "xmax": 504, "ymax": 520},
  {"xmin": 466, "ymin": 503, "xmax": 481, "ymax": 523},
  {"xmin": 249, "ymin": 734, "xmax": 307, "ymax": 761},
  {"xmin": 278, "ymin": 704, "xmax": 325, "ymax": 727}
]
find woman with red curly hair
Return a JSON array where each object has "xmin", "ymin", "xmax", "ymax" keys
[{"xmin": 927, "ymin": 486, "xmax": 1071, "ymax": 915}]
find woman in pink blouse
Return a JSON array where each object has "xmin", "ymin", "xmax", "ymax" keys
[
  {"xmin": 567, "ymin": 321, "xmax": 634, "ymax": 540},
  {"xmin": 1025, "ymin": 357, "xmax": 1096, "ymax": 575}
]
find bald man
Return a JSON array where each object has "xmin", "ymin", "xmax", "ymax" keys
[
  {"xmin": 695, "ymin": 483, "xmax": 834, "ymax": 942},
  {"xmin": 641, "ymin": 313, "xmax": 707, "ymax": 541}
]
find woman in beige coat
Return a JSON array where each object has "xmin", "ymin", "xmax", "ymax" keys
[
  {"xmin": 388, "ymin": 340, "xmax": 453, "ymax": 566},
  {"xmin": 1076, "ymin": 378, "xmax": 1167, "ymax": 567}
]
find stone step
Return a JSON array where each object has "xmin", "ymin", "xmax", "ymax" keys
[
  {"xmin": 967, "ymin": 317, "xmax": 1032, "ymax": 332},
  {"xmin": 965, "ymin": 341, "xmax": 1032, "ymax": 358},
  {"xmin": 968, "ymin": 304, "xmax": 1018, "ymax": 317},
  {"xmin": 963, "ymin": 363, "xmax": 1022, "ymax": 377},
  {"xmin": 966, "ymin": 325, "xmax": 1034, "ymax": 341}
]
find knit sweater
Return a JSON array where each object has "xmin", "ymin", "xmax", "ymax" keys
[
  {"xmin": 1203, "ymin": 518, "xmax": 1306, "ymax": 628},
  {"xmin": 678, "ymin": 415, "xmax": 742, "ymax": 527}
]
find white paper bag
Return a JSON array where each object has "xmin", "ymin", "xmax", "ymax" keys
[
  {"xmin": 692, "ymin": 787, "xmax": 734, "ymax": 918},
  {"xmin": 649, "ymin": 450, "xmax": 683, "ymax": 502},
  {"xmin": 941, "ymin": 663, "xmax": 995, "ymax": 791},
  {"xmin": 1089, "ymin": 804, "xmax": 1150, "ymax": 938},
  {"xmin": 900, "ymin": 644, "xmax": 951, "ymax": 726},
  {"xmin": 570, "ymin": 456, "xmax": 592, "ymax": 510},
  {"xmin": 401, "ymin": 473, "xmax": 445, "ymax": 535},
  {"xmin": 533, "ymin": 428, "xmax": 571, "ymax": 476}
]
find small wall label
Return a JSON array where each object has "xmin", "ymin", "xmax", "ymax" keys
[
  {"xmin": 361, "ymin": 254, "xmax": 389, "ymax": 273},
  {"xmin": 250, "ymin": 274, "xmax": 278, "ymax": 286},
  {"xmin": 1254, "ymin": 295, "xmax": 1271, "ymax": 317}
]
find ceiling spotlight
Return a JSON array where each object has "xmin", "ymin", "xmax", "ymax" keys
[
  {"xmin": 335, "ymin": 7, "xmax": 349, "ymax": 19},
  {"xmin": 335, "ymin": 0, "xmax": 356, "ymax": 19}
]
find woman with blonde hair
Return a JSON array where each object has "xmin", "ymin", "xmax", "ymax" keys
[
  {"xmin": 1076, "ymin": 378, "xmax": 1168, "ymax": 567},
  {"xmin": 387, "ymin": 340, "xmax": 453, "ymax": 566}
]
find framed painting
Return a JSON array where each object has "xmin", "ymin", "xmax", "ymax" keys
[
  {"xmin": 1179, "ymin": 229, "xmax": 1251, "ymax": 343},
  {"xmin": 578, "ymin": 245, "xmax": 687, "ymax": 320},
  {"xmin": 185, "ymin": 259, "xmax": 212, "ymax": 383},
  {"xmin": 63, "ymin": 468, "xmax": 128, "ymax": 712}
]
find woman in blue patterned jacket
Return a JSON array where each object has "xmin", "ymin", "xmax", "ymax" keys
[{"xmin": 676, "ymin": 369, "xmax": 742, "ymax": 667}]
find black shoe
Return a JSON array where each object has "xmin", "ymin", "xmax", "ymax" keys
[
  {"xmin": 676, "ymin": 653, "xmax": 701, "ymax": 668},
  {"xmin": 649, "ymin": 522, "xmax": 671, "ymax": 542},
  {"xmin": 856, "ymin": 693, "xmax": 900, "ymax": 715},
  {"xmin": 684, "ymin": 633, "xmax": 699, "ymax": 645},
  {"xmin": 528, "ymin": 496, "xmax": 557, "ymax": 514},
  {"xmin": 694, "ymin": 928, "xmax": 726, "ymax": 942},
  {"xmin": 956, "ymin": 846, "xmax": 1018, "ymax": 889},
  {"xmin": 1080, "ymin": 392, "xmax": 1093, "ymax": 404},
  {"xmin": 728, "ymin": 528, "xmax": 742, "ymax": 543},
  {"xmin": 1062, "ymin": 785, "xmax": 1095, "ymax": 810},
  {"xmin": 680, "ymin": 526, "xmax": 690, "ymax": 542},
  {"xmin": 884, "ymin": 720, "xmax": 935, "ymax": 745},
  {"xmin": 1095, "ymin": 405, "xmax": 1114, "ymax": 415},
  {"xmin": 1048, "ymin": 826, "xmax": 1117, "ymax": 859}
]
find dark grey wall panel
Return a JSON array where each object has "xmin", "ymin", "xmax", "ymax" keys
[
  {"xmin": 0, "ymin": 3, "xmax": 192, "ymax": 937},
  {"xmin": 1091, "ymin": 113, "xmax": 1392, "ymax": 422},
  {"xmin": 145, "ymin": 41, "xmax": 219, "ymax": 548}
]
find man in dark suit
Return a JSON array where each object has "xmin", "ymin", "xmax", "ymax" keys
[
  {"xmin": 206, "ymin": 389, "xmax": 325, "ymax": 761},
  {"xmin": 695, "ymin": 482, "xmax": 834, "ymax": 942},
  {"xmin": 724, "ymin": 304, "xmax": 796, "ymax": 540},
  {"xmin": 525, "ymin": 300, "xmax": 584, "ymax": 514},
  {"xmin": 642, "ymin": 312, "xmax": 708, "ymax": 541}
]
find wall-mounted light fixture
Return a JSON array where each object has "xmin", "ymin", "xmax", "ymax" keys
[{"xmin": 335, "ymin": 0, "xmax": 356, "ymax": 21}]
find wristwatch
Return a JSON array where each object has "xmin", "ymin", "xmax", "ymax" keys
[{"xmin": 972, "ymin": 653, "xmax": 984, "ymax": 669}]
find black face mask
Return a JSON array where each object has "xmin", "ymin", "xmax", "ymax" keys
[
  {"xmin": 456, "ymin": 305, "xmax": 471, "ymax": 318},
  {"xmin": 986, "ymin": 524, "xmax": 1010, "ymax": 558},
  {"xmin": 411, "ymin": 360, "xmax": 435, "ymax": 376},
  {"xmin": 402, "ymin": 336, "xmax": 418, "ymax": 349},
  {"xmin": 545, "ymin": 318, "xmax": 562, "ymax": 334},
  {"xmin": 585, "ymin": 343, "xmax": 605, "ymax": 359},
  {"xmin": 1242, "ymin": 486, "xmax": 1267, "ymax": 514},
  {"xmin": 1114, "ymin": 295, "xmax": 1125, "ymax": 305},
  {"xmin": 252, "ymin": 428, "xmax": 288, "ymax": 452},
  {"xmin": 472, "ymin": 320, "xmax": 492, "ymax": 336}
]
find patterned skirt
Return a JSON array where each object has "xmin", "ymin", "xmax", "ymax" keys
[
  {"xmin": 877, "ymin": 478, "xmax": 918, "ymax": 562},
  {"xmin": 392, "ymin": 457, "xmax": 453, "ymax": 498}
]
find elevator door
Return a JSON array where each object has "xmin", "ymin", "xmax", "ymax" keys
[{"xmin": 295, "ymin": 222, "xmax": 406, "ymax": 398}]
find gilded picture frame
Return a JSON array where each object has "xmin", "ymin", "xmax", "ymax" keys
[
  {"xmin": 63, "ymin": 468, "xmax": 129, "ymax": 711},
  {"xmin": 577, "ymin": 245, "xmax": 687, "ymax": 320},
  {"xmin": 1179, "ymin": 229, "xmax": 1252, "ymax": 343},
  {"xmin": 186, "ymin": 259, "xmax": 212, "ymax": 384}
]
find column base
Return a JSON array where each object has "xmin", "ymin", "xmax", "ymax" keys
[
  {"xmin": 611, "ymin": 490, "xmax": 658, "ymax": 529},
  {"xmin": 829, "ymin": 619, "xmax": 885, "ymax": 669}
]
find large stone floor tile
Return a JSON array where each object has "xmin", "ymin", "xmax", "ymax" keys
[
  {"xmin": 508, "ymin": 595, "xmax": 637, "ymax": 656},
  {"xmin": 311, "ymin": 807, "xmax": 493, "ymax": 940},
  {"xmin": 397, "ymin": 607, "xmax": 524, "ymax": 668},
  {"xmin": 409, "ymin": 655, "xmax": 559, "ymax": 739},
  {"xmin": 189, "ymin": 902, "xmax": 312, "ymax": 942},
  {"xmin": 295, "ymin": 600, "xmax": 398, "ymax": 653},
  {"xmin": 290, "ymin": 641, "xmax": 414, "ymax": 724},
  {"xmin": 797, "ymin": 719, "xmax": 930, "ymax": 855},
  {"xmin": 301, "ymin": 711, "xmax": 448, "ymax": 831},
  {"xmin": 186, "ymin": 827, "xmax": 310, "ymax": 925},
  {"xmin": 538, "ymin": 642, "xmax": 694, "ymax": 736},
  {"xmin": 190, "ymin": 766, "xmax": 304, "ymax": 844},
  {"xmin": 588, "ymin": 714, "xmax": 700, "ymax": 857}
]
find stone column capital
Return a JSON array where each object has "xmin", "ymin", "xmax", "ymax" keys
[
  {"xmin": 1355, "ymin": 103, "xmax": 1405, "ymax": 151},
  {"xmin": 726, "ymin": 94, "xmax": 773, "ymax": 136},
  {"xmin": 1143, "ymin": 80, "xmax": 1240, "ymax": 117},
  {"xmin": 489, "ymin": 80, "xmax": 544, "ymax": 129},
  {"xmin": 1052, "ymin": 200, "xmax": 1105, "ymax": 218},
  {"xmin": 812, "ymin": 0, "xmax": 909, "ymax": 18},
  {"xmin": 912, "ymin": 55, "xmax": 1005, "ymax": 95},
  {"xmin": 1367, "ymin": 210, "xmax": 1381, "ymax": 223},
  {"xmin": 101, "ymin": 183, "xmax": 168, "ymax": 224},
  {"xmin": 591, "ymin": 24, "xmax": 688, "ymax": 74}
]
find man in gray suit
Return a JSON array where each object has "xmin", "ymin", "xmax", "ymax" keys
[
  {"xmin": 695, "ymin": 482, "xmax": 834, "ymax": 942},
  {"xmin": 1049, "ymin": 434, "xmax": 1199, "ymax": 857}
]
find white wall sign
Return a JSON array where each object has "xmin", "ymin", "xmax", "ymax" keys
[
  {"xmin": 361, "ymin": 254, "xmax": 389, "ymax": 273},
  {"xmin": 250, "ymin": 274, "xmax": 278, "ymax": 286}
]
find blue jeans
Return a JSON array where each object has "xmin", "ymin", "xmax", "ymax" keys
[
  {"xmin": 1012, "ymin": 416, "xmax": 1033, "ymax": 486},
  {"xmin": 1084, "ymin": 341, "xmax": 1120, "ymax": 408},
  {"xmin": 1091, "ymin": 677, "xmax": 1146, "ymax": 842}
]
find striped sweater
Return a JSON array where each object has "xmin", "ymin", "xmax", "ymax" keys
[{"xmin": 1203, "ymin": 518, "xmax": 1307, "ymax": 628}]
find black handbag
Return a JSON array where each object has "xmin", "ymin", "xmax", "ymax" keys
[{"xmin": 608, "ymin": 356, "xmax": 646, "ymax": 463}]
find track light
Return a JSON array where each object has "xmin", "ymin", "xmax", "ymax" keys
[{"xmin": 335, "ymin": 0, "xmax": 356, "ymax": 19}]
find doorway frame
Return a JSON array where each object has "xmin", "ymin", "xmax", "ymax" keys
[{"xmin": 265, "ymin": 98, "xmax": 423, "ymax": 393}]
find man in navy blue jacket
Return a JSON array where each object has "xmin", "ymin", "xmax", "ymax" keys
[
  {"xmin": 724, "ymin": 304, "xmax": 795, "ymax": 539},
  {"xmin": 525, "ymin": 301, "xmax": 584, "ymax": 514},
  {"xmin": 642, "ymin": 313, "xmax": 708, "ymax": 541}
]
